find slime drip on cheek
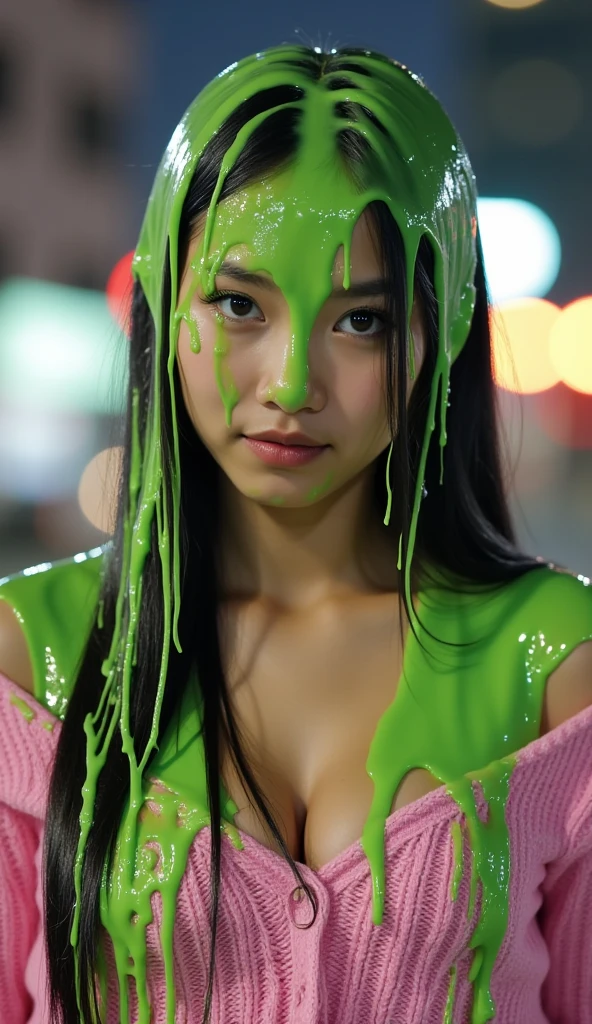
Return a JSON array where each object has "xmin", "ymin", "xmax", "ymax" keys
[
  {"xmin": 185, "ymin": 311, "xmax": 202, "ymax": 354},
  {"xmin": 175, "ymin": 259, "xmax": 202, "ymax": 354},
  {"xmin": 213, "ymin": 310, "xmax": 240, "ymax": 427}
]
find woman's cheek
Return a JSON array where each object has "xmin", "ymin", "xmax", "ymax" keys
[
  {"xmin": 346, "ymin": 369, "xmax": 386, "ymax": 430},
  {"xmin": 177, "ymin": 324, "xmax": 219, "ymax": 425}
]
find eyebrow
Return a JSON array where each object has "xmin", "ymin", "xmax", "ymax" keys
[{"xmin": 215, "ymin": 261, "xmax": 389, "ymax": 298}]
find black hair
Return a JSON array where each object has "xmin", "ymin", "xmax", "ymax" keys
[{"xmin": 44, "ymin": 45, "xmax": 543, "ymax": 1024}]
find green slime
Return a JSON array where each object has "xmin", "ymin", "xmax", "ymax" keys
[
  {"xmin": 1, "ymin": 552, "xmax": 591, "ymax": 1022},
  {"xmin": 1, "ymin": 43, "xmax": 590, "ymax": 1024},
  {"xmin": 9, "ymin": 691, "xmax": 36, "ymax": 722}
]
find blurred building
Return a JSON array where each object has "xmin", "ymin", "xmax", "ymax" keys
[
  {"xmin": 459, "ymin": 0, "xmax": 592, "ymax": 573},
  {"xmin": 0, "ymin": 0, "xmax": 136, "ymax": 288},
  {"xmin": 460, "ymin": 0, "xmax": 592, "ymax": 309},
  {"xmin": 0, "ymin": 0, "xmax": 138, "ymax": 576}
]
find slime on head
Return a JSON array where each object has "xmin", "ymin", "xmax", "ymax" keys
[
  {"xmin": 170, "ymin": 50, "xmax": 477, "ymax": 634},
  {"xmin": 70, "ymin": 45, "xmax": 480, "ymax": 1021}
]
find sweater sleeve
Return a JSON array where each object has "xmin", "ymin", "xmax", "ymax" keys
[
  {"xmin": 0, "ymin": 672, "xmax": 60, "ymax": 1023},
  {"xmin": 538, "ymin": 706, "xmax": 592, "ymax": 1024}
]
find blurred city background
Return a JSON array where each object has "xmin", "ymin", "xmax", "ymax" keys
[{"xmin": 0, "ymin": 0, "xmax": 590, "ymax": 580}]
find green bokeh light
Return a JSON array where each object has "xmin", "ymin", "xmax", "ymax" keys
[{"xmin": 0, "ymin": 278, "xmax": 128, "ymax": 415}]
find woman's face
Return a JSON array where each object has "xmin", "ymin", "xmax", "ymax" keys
[{"xmin": 176, "ymin": 189, "xmax": 426, "ymax": 509}]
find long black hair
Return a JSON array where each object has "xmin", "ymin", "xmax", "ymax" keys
[{"xmin": 44, "ymin": 46, "xmax": 543, "ymax": 1024}]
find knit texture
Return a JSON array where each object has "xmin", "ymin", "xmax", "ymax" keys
[{"xmin": 1, "ymin": 669, "xmax": 591, "ymax": 1024}]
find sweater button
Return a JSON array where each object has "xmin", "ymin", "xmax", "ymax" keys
[{"xmin": 289, "ymin": 885, "xmax": 315, "ymax": 928}]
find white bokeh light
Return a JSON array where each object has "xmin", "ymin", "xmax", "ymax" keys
[
  {"xmin": 0, "ymin": 278, "xmax": 127, "ymax": 414},
  {"xmin": 477, "ymin": 197, "xmax": 561, "ymax": 304}
]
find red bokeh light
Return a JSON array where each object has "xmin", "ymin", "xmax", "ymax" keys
[
  {"xmin": 533, "ymin": 382, "xmax": 592, "ymax": 450},
  {"xmin": 106, "ymin": 251, "xmax": 134, "ymax": 335}
]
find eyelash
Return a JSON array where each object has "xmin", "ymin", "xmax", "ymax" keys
[{"xmin": 200, "ymin": 289, "xmax": 390, "ymax": 337}]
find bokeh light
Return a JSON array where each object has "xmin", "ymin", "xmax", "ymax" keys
[
  {"xmin": 0, "ymin": 278, "xmax": 127, "ymax": 415},
  {"xmin": 491, "ymin": 298, "xmax": 561, "ymax": 394},
  {"xmin": 488, "ymin": 60, "xmax": 583, "ymax": 146},
  {"xmin": 0, "ymin": 406, "xmax": 95, "ymax": 501},
  {"xmin": 478, "ymin": 197, "xmax": 561, "ymax": 303},
  {"xmin": 106, "ymin": 251, "xmax": 135, "ymax": 335},
  {"xmin": 534, "ymin": 384, "xmax": 592, "ymax": 450},
  {"xmin": 548, "ymin": 296, "xmax": 592, "ymax": 395},
  {"xmin": 484, "ymin": 0, "xmax": 546, "ymax": 8},
  {"xmin": 78, "ymin": 446, "xmax": 123, "ymax": 534}
]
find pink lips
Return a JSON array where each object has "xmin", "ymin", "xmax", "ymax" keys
[{"xmin": 242, "ymin": 437, "xmax": 329, "ymax": 467}]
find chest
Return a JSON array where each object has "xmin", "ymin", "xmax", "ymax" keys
[{"xmin": 218, "ymin": 595, "xmax": 441, "ymax": 870}]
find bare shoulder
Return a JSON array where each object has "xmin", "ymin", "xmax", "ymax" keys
[
  {"xmin": 0, "ymin": 599, "xmax": 35, "ymax": 695},
  {"xmin": 541, "ymin": 639, "xmax": 592, "ymax": 735}
]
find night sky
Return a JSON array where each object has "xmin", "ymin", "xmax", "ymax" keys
[{"xmin": 125, "ymin": 0, "xmax": 469, "ymax": 235}]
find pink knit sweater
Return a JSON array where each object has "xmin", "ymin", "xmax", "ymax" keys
[{"xmin": 2, "ymin": 669, "xmax": 591, "ymax": 1024}]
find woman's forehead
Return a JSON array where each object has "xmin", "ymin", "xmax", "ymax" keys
[
  {"xmin": 187, "ymin": 188, "xmax": 381, "ymax": 282},
  {"xmin": 189, "ymin": 169, "xmax": 379, "ymax": 286}
]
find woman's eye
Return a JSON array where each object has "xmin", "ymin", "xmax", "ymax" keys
[
  {"xmin": 336, "ymin": 309, "xmax": 387, "ymax": 337},
  {"xmin": 202, "ymin": 292, "xmax": 387, "ymax": 336},
  {"xmin": 210, "ymin": 292, "xmax": 263, "ymax": 321}
]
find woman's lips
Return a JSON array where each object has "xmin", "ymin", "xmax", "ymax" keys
[{"xmin": 242, "ymin": 437, "xmax": 329, "ymax": 467}]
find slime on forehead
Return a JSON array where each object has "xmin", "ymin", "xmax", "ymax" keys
[{"xmin": 179, "ymin": 164, "xmax": 395, "ymax": 416}]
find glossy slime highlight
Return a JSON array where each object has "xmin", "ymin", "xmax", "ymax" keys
[{"xmin": 71, "ymin": 44, "xmax": 487, "ymax": 1021}]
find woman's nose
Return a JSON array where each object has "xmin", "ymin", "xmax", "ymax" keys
[{"xmin": 257, "ymin": 328, "xmax": 326, "ymax": 414}]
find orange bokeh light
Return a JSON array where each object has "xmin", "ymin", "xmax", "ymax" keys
[
  {"xmin": 548, "ymin": 296, "xmax": 592, "ymax": 395},
  {"xmin": 490, "ymin": 298, "xmax": 561, "ymax": 394},
  {"xmin": 78, "ymin": 446, "xmax": 123, "ymax": 534},
  {"xmin": 485, "ymin": 0, "xmax": 545, "ymax": 7}
]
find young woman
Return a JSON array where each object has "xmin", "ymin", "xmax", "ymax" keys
[{"xmin": 0, "ymin": 43, "xmax": 591, "ymax": 1024}]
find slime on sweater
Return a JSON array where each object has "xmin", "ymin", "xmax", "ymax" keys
[{"xmin": 1, "ymin": 551, "xmax": 591, "ymax": 1024}]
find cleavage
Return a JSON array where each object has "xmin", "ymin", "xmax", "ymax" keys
[{"xmin": 218, "ymin": 593, "xmax": 441, "ymax": 870}]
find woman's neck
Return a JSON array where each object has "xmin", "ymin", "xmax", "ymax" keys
[{"xmin": 215, "ymin": 467, "xmax": 403, "ymax": 611}]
